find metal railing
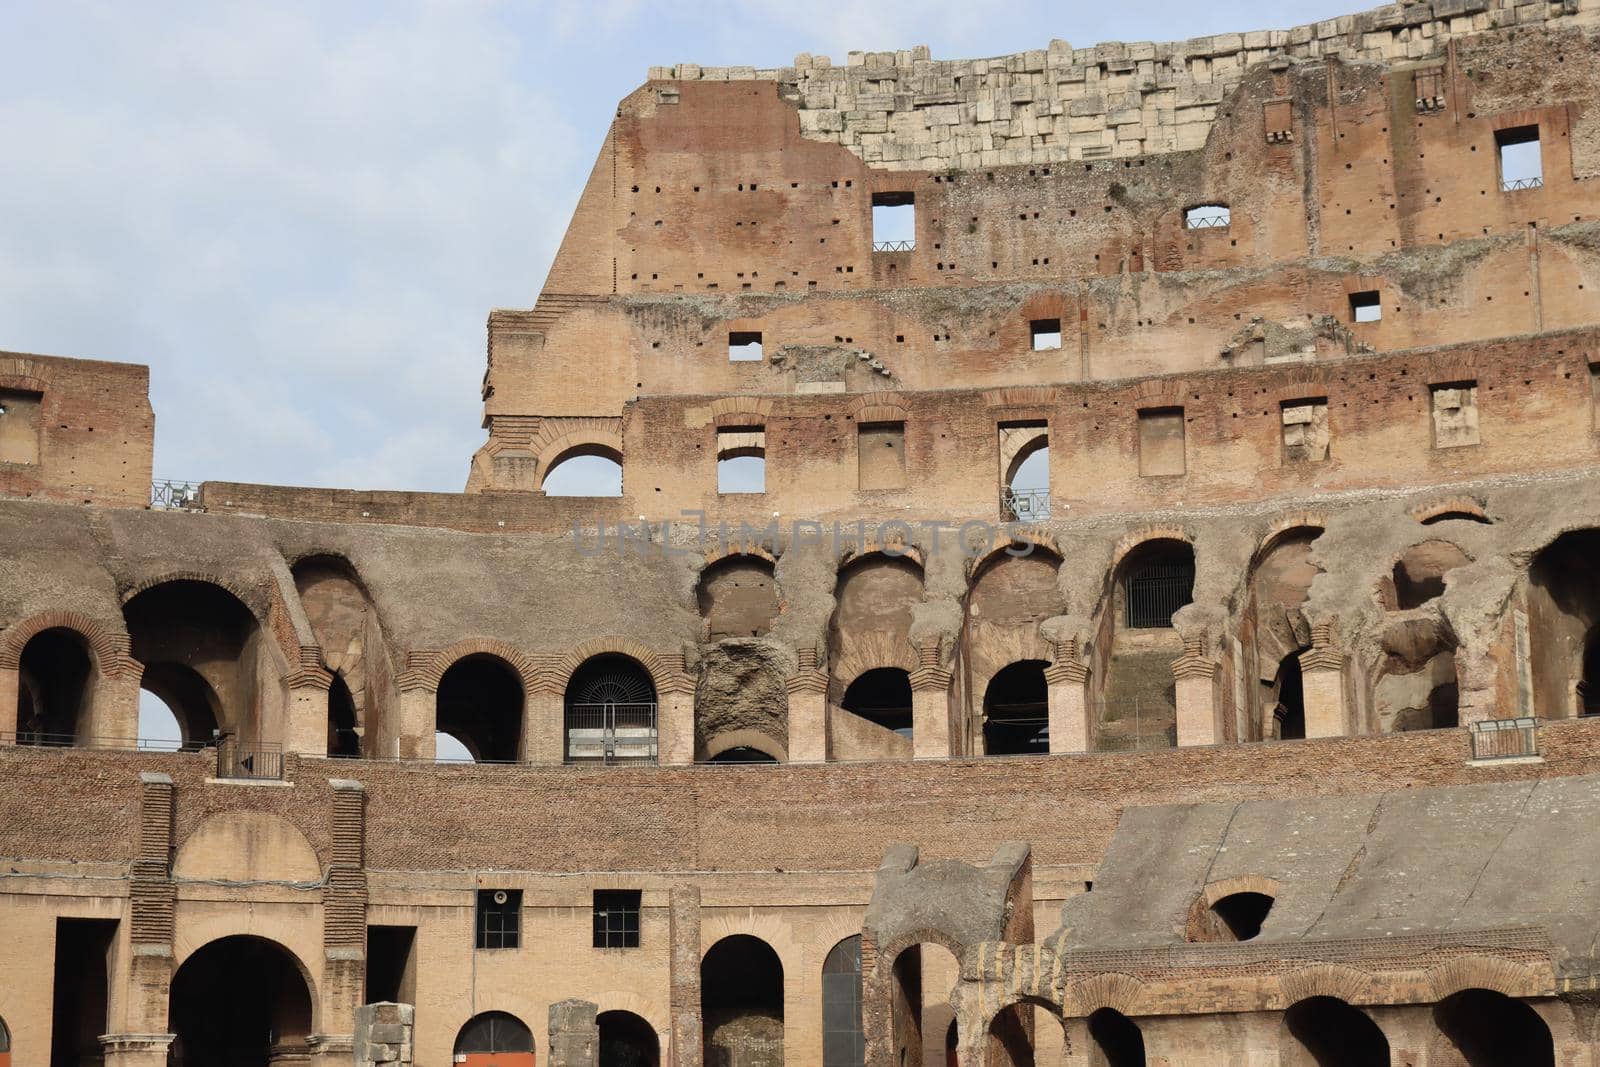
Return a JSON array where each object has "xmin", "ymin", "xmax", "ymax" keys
[
  {"xmin": 564, "ymin": 703, "xmax": 658, "ymax": 764},
  {"xmin": 872, "ymin": 240, "xmax": 914, "ymax": 252},
  {"xmin": 1501, "ymin": 176, "xmax": 1543, "ymax": 191},
  {"xmin": 1126, "ymin": 565, "xmax": 1195, "ymax": 629},
  {"xmin": 151, "ymin": 478, "xmax": 202, "ymax": 510},
  {"xmin": 1, "ymin": 731, "xmax": 189, "ymax": 752},
  {"xmin": 1002, "ymin": 486, "xmax": 1051, "ymax": 522},
  {"xmin": 1093, "ymin": 701, "xmax": 1180, "ymax": 753},
  {"xmin": 1469, "ymin": 717, "xmax": 1539, "ymax": 760},
  {"xmin": 1185, "ymin": 213, "xmax": 1231, "ymax": 229},
  {"xmin": 216, "ymin": 736, "xmax": 284, "ymax": 780}
]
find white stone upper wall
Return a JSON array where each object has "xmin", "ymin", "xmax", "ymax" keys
[{"xmin": 647, "ymin": 0, "xmax": 1595, "ymax": 170}]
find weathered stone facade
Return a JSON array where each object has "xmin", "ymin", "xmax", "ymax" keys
[{"xmin": 2, "ymin": 2, "xmax": 1600, "ymax": 1064}]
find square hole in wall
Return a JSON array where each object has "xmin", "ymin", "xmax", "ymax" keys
[
  {"xmin": 1496, "ymin": 125, "xmax": 1542, "ymax": 191},
  {"xmin": 871, "ymin": 191, "xmax": 915, "ymax": 252},
  {"xmin": 728, "ymin": 331, "xmax": 763, "ymax": 361},
  {"xmin": 1137, "ymin": 408, "xmax": 1186, "ymax": 477},
  {"xmin": 0, "ymin": 388, "xmax": 42, "ymax": 465},
  {"xmin": 858, "ymin": 421, "xmax": 906, "ymax": 490},
  {"xmin": 1029, "ymin": 318, "xmax": 1062, "ymax": 351},
  {"xmin": 1349, "ymin": 290, "xmax": 1382, "ymax": 323},
  {"xmin": 1430, "ymin": 381, "xmax": 1480, "ymax": 448}
]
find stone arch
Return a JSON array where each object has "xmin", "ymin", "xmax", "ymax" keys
[
  {"xmin": 1062, "ymin": 973, "xmax": 1145, "ymax": 1019},
  {"xmin": 1525, "ymin": 528, "xmax": 1600, "ymax": 719},
  {"xmin": 588, "ymin": 990, "xmax": 670, "ymax": 1042},
  {"xmin": 1244, "ymin": 524, "xmax": 1324, "ymax": 742},
  {"xmin": 535, "ymin": 432, "xmax": 624, "ymax": 478},
  {"xmin": 597, "ymin": 1008, "xmax": 662, "ymax": 1067},
  {"xmin": 0, "ymin": 611, "xmax": 124, "ymax": 675},
  {"xmin": 710, "ymin": 396, "xmax": 775, "ymax": 428},
  {"xmin": 698, "ymin": 553, "xmax": 780, "ymax": 640},
  {"xmin": 828, "ymin": 552, "xmax": 924, "ymax": 714},
  {"xmin": 850, "ymin": 394, "xmax": 910, "ymax": 425},
  {"xmin": 1424, "ymin": 955, "xmax": 1546, "ymax": 1000},
  {"xmin": 1381, "ymin": 540, "xmax": 1471, "ymax": 611},
  {"xmin": 169, "ymin": 933, "xmax": 318, "ymax": 1063},
  {"xmin": 292, "ymin": 554, "xmax": 391, "ymax": 758},
  {"xmin": 880, "ymin": 939, "xmax": 962, "ymax": 1067},
  {"xmin": 454, "ymin": 1010, "xmax": 537, "ymax": 1064},
  {"xmin": 701, "ymin": 728, "xmax": 786, "ymax": 763},
  {"xmin": 1185, "ymin": 875, "xmax": 1281, "ymax": 943},
  {"xmin": 174, "ymin": 812, "xmax": 321, "ymax": 883},
  {"xmin": 702, "ymin": 933, "xmax": 787, "ymax": 1067},
  {"xmin": 822, "ymin": 935, "xmax": 866, "ymax": 1067},
  {"xmin": 1429, "ymin": 988, "xmax": 1554, "ymax": 1066},
  {"xmin": 1095, "ymin": 535, "xmax": 1194, "ymax": 751},
  {"xmin": 564, "ymin": 650, "xmax": 661, "ymax": 764},
  {"xmin": 435, "ymin": 651, "xmax": 526, "ymax": 763},
  {"xmin": 1277, "ymin": 964, "xmax": 1372, "ymax": 1006},
  {"xmin": 555, "ymin": 637, "xmax": 673, "ymax": 695},
  {"xmin": 410, "ymin": 638, "xmax": 538, "ymax": 695},
  {"xmin": 1280, "ymin": 996, "xmax": 1389, "ymax": 1067},
  {"xmin": 1410, "ymin": 496, "xmax": 1491, "ymax": 525}
]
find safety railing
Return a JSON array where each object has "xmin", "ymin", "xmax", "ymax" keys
[
  {"xmin": 564, "ymin": 703, "xmax": 658, "ymax": 764},
  {"xmin": 872, "ymin": 240, "xmax": 914, "ymax": 252},
  {"xmin": 1184, "ymin": 213, "xmax": 1231, "ymax": 229},
  {"xmin": 151, "ymin": 478, "xmax": 203, "ymax": 510},
  {"xmin": 216, "ymin": 736, "xmax": 284, "ymax": 780},
  {"xmin": 1092, "ymin": 702, "xmax": 1179, "ymax": 752},
  {"xmin": 1002, "ymin": 486, "xmax": 1051, "ymax": 522},
  {"xmin": 1501, "ymin": 176, "xmax": 1543, "ymax": 191},
  {"xmin": 1, "ymin": 732, "xmax": 188, "ymax": 752},
  {"xmin": 1469, "ymin": 717, "xmax": 1538, "ymax": 761}
]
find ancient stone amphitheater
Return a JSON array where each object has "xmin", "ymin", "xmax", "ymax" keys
[{"xmin": 2, "ymin": 1, "xmax": 1599, "ymax": 1063}]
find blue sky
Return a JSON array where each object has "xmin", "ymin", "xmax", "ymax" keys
[{"xmin": 0, "ymin": 0, "xmax": 1347, "ymax": 495}]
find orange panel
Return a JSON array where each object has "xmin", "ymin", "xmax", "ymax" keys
[{"xmin": 459, "ymin": 1054, "xmax": 535, "ymax": 1067}]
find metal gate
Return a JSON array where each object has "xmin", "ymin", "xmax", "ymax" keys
[{"xmin": 1125, "ymin": 562, "xmax": 1194, "ymax": 628}]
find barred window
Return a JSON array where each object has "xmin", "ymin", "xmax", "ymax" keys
[
  {"xmin": 593, "ymin": 890, "xmax": 641, "ymax": 948},
  {"xmin": 476, "ymin": 889, "xmax": 521, "ymax": 949}
]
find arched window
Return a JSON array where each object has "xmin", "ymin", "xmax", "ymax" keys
[
  {"xmin": 821, "ymin": 936, "xmax": 864, "ymax": 1067},
  {"xmin": 1187, "ymin": 888, "xmax": 1275, "ymax": 943},
  {"xmin": 455, "ymin": 1011, "xmax": 536, "ymax": 1066},
  {"xmin": 1432, "ymin": 989, "xmax": 1552, "ymax": 1066},
  {"xmin": 543, "ymin": 446, "xmax": 623, "ymax": 497},
  {"xmin": 1086, "ymin": 1008, "xmax": 1144, "ymax": 1067},
  {"xmin": 1527, "ymin": 529, "xmax": 1600, "ymax": 719},
  {"xmin": 703, "ymin": 935, "xmax": 784, "ymax": 1067},
  {"xmin": 125, "ymin": 580, "xmax": 265, "ymax": 744},
  {"xmin": 16, "ymin": 628, "xmax": 93, "ymax": 745},
  {"xmin": 887, "ymin": 942, "xmax": 959, "ymax": 1067},
  {"xmin": 707, "ymin": 746, "xmax": 779, "ymax": 764},
  {"xmin": 1282, "ymin": 997, "xmax": 1388, "ymax": 1066},
  {"xmin": 982, "ymin": 661, "xmax": 1049, "ymax": 755},
  {"xmin": 435, "ymin": 655, "xmax": 523, "ymax": 763},
  {"xmin": 565, "ymin": 654, "xmax": 658, "ymax": 764},
  {"xmin": 717, "ymin": 427, "xmax": 766, "ymax": 494},
  {"xmin": 170, "ymin": 935, "xmax": 314, "ymax": 1066},
  {"xmin": 599, "ymin": 1010, "xmax": 659, "ymax": 1067},
  {"xmin": 1120, "ymin": 540, "xmax": 1195, "ymax": 629},
  {"xmin": 1000, "ymin": 423, "xmax": 1049, "ymax": 521},
  {"xmin": 841, "ymin": 668, "xmax": 913, "ymax": 738},
  {"xmin": 137, "ymin": 688, "xmax": 186, "ymax": 752}
]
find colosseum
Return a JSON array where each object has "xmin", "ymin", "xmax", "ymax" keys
[{"xmin": 3, "ymin": 1, "xmax": 1600, "ymax": 1064}]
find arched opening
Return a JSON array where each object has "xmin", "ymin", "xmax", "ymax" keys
[
  {"xmin": 1086, "ymin": 1008, "xmax": 1144, "ymax": 1067},
  {"xmin": 1386, "ymin": 540, "xmax": 1469, "ymax": 610},
  {"xmin": 565, "ymin": 653, "xmax": 658, "ymax": 764},
  {"xmin": 707, "ymin": 746, "xmax": 779, "ymax": 764},
  {"xmin": 543, "ymin": 445, "xmax": 624, "ymax": 497},
  {"xmin": 945, "ymin": 1020, "xmax": 957, "ymax": 1067},
  {"xmin": 0, "ymin": 1013, "xmax": 9, "ymax": 1065},
  {"xmin": 986, "ymin": 1004, "xmax": 1033, "ymax": 1067},
  {"xmin": 454, "ymin": 1011, "xmax": 536, "ymax": 1067},
  {"xmin": 599, "ymin": 1010, "xmax": 659, "ymax": 1067},
  {"xmin": 436, "ymin": 654, "xmax": 523, "ymax": 763},
  {"xmin": 982, "ymin": 661, "xmax": 1049, "ymax": 755},
  {"xmin": 327, "ymin": 674, "xmax": 360, "ymax": 757},
  {"xmin": 434, "ymin": 731, "xmax": 474, "ymax": 763},
  {"xmin": 1282, "ymin": 997, "xmax": 1388, "ymax": 1066},
  {"xmin": 1270, "ymin": 652, "xmax": 1306, "ymax": 740},
  {"xmin": 1187, "ymin": 890, "xmax": 1274, "ymax": 943},
  {"xmin": 1001, "ymin": 429, "xmax": 1049, "ymax": 522},
  {"xmin": 822, "ymin": 936, "xmax": 864, "ymax": 1067},
  {"xmin": 1377, "ymin": 616, "xmax": 1460, "ymax": 732},
  {"xmin": 124, "ymin": 580, "xmax": 269, "ymax": 744},
  {"xmin": 702, "ymin": 934, "xmax": 783, "ymax": 1067},
  {"xmin": 698, "ymin": 555, "xmax": 779, "ymax": 639},
  {"xmin": 1431, "ymin": 989, "xmax": 1553, "ymax": 1066},
  {"xmin": 717, "ymin": 428, "xmax": 766, "ymax": 494},
  {"xmin": 841, "ymin": 668, "xmax": 913, "ymax": 738},
  {"xmin": 137, "ymin": 689, "xmax": 184, "ymax": 751},
  {"xmin": 1099, "ymin": 539, "xmax": 1193, "ymax": 750},
  {"xmin": 888, "ymin": 942, "xmax": 960, "ymax": 1067},
  {"xmin": 1527, "ymin": 530, "xmax": 1600, "ymax": 718},
  {"xmin": 169, "ymin": 935, "xmax": 313, "ymax": 1066},
  {"xmin": 15, "ymin": 628, "xmax": 93, "ymax": 745}
]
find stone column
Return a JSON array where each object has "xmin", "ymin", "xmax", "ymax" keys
[
  {"xmin": 103, "ymin": 772, "xmax": 177, "ymax": 1066},
  {"xmin": 1300, "ymin": 622, "xmax": 1347, "ymax": 738},
  {"xmin": 910, "ymin": 641, "xmax": 953, "ymax": 760},
  {"xmin": 657, "ymin": 654, "xmax": 697, "ymax": 766},
  {"xmin": 394, "ymin": 652, "xmax": 437, "ymax": 761},
  {"xmin": 1044, "ymin": 639, "xmax": 1092, "ymax": 754},
  {"xmin": 319, "ymin": 779, "xmax": 367, "ymax": 1059},
  {"xmin": 1172, "ymin": 635, "xmax": 1222, "ymax": 747},
  {"xmin": 524, "ymin": 659, "xmax": 565, "ymax": 764},
  {"xmin": 669, "ymin": 885, "xmax": 702, "ymax": 1067},
  {"xmin": 90, "ymin": 658, "xmax": 144, "ymax": 745},
  {"xmin": 549, "ymin": 999, "xmax": 600, "ymax": 1067},
  {"xmin": 285, "ymin": 647, "xmax": 334, "ymax": 757},
  {"xmin": 784, "ymin": 647, "xmax": 828, "ymax": 763}
]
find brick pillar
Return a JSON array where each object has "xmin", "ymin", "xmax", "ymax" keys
[
  {"xmin": 785, "ymin": 647, "xmax": 828, "ymax": 763},
  {"xmin": 91, "ymin": 658, "xmax": 143, "ymax": 745},
  {"xmin": 102, "ymin": 772, "xmax": 177, "ymax": 1066},
  {"xmin": 549, "ymin": 999, "xmax": 600, "ymax": 1067},
  {"xmin": 319, "ymin": 778, "xmax": 368, "ymax": 1058},
  {"xmin": 1044, "ymin": 638, "xmax": 1092, "ymax": 754},
  {"xmin": 1172, "ymin": 635, "xmax": 1222, "ymax": 747},
  {"xmin": 657, "ymin": 654, "xmax": 697, "ymax": 766},
  {"xmin": 1301, "ymin": 622, "xmax": 1347, "ymax": 738},
  {"xmin": 353, "ymin": 1003, "xmax": 414, "ymax": 1067},
  {"xmin": 394, "ymin": 653, "xmax": 437, "ymax": 761},
  {"xmin": 910, "ymin": 640, "xmax": 953, "ymax": 760},
  {"xmin": 0, "ymin": 659, "xmax": 18, "ymax": 742},
  {"xmin": 286, "ymin": 647, "xmax": 335, "ymax": 757},
  {"xmin": 524, "ymin": 684, "xmax": 565, "ymax": 765},
  {"xmin": 669, "ymin": 885, "xmax": 702, "ymax": 1067}
]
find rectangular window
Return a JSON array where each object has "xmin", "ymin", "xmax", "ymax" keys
[
  {"xmin": 1029, "ymin": 318, "xmax": 1062, "ymax": 351},
  {"xmin": 0, "ymin": 388, "xmax": 43, "ymax": 465},
  {"xmin": 858, "ymin": 422, "xmax": 906, "ymax": 490},
  {"xmin": 728, "ymin": 331, "xmax": 763, "ymax": 362},
  {"xmin": 871, "ymin": 192, "xmax": 915, "ymax": 252},
  {"xmin": 717, "ymin": 427, "xmax": 766, "ymax": 493},
  {"xmin": 1431, "ymin": 381, "xmax": 1480, "ymax": 448},
  {"xmin": 593, "ymin": 890, "xmax": 641, "ymax": 948},
  {"xmin": 1281, "ymin": 398, "xmax": 1330, "ymax": 464},
  {"xmin": 476, "ymin": 889, "xmax": 521, "ymax": 949},
  {"xmin": 366, "ymin": 925, "xmax": 418, "ymax": 1003},
  {"xmin": 1496, "ymin": 125, "xmax": 1542, "ymax": 191},
  {"xmin": 1137, "ymin": 408, "xmax": 1186, "ymax": 477},
  {"xmin": 1184, "ymin": 204, "xmax": 1230, "ymax": 229},
  {"xmin": 1349, "ymin": 290, "xmax": 1382, "ymax": 323}
]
